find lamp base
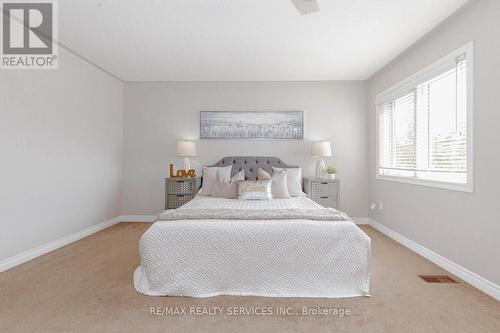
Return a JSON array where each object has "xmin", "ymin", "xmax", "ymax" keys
[
  {"xmin": 183, "ymin": 157, "xmax": 191, "ymax": 171},
  {"xmin": 315, "ymin": 158, "xmax": 326, "ymax": 178}
]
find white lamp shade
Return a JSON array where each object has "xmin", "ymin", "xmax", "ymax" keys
[
  {"xmin": 311, "ymin": 141, "xmax": 332, "ymax": 157},
  {"xmin": 176, "ymin": 140, "xmax": 197, "ymax": 157}
]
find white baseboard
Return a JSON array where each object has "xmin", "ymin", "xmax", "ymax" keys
[
  {"xmin": 369, "ymin": 218, "xmax": 500, "ymax": 301},
  {"xmin": 119, "ymin": 215, "xmax": 156, "ymax": 222},
  {"xmin": 0, "ymin": 216, "xmax": 122, "ymax": 273},
  {"xmin": 352, "ymin": 217, "xmax": 370, "ymax": 225}
]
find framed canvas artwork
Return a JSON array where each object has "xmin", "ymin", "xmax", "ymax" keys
[{"xmin": 200, "ymin": 111, "xmax": 303, "ymax": 140}]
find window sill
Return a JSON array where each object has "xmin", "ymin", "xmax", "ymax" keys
[{"xmin": 375, "ymin": 174, "xmax": 473, "ymax": 193}]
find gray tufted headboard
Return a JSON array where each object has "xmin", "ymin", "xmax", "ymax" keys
[{"xmin": 209, "ymin": 156, "xmax": 298, "ymax": 181}]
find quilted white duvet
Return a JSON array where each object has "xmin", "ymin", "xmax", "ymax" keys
[{"xmin": 134, "ymin": 197, "xmax": 370, "ymax": 298}]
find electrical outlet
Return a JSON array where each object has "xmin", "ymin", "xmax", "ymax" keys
[{"xmin": 377, "ymin": 201, "xmax": 383, "ymax": 210}]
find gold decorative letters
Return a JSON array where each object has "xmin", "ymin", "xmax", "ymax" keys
[{"xmin": 170, "ymin": 163, "xmax": 196, "ymax": 178}]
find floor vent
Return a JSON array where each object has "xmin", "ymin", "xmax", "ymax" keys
[{"xmin": 418, "ymin": 275, "xmax": 458, "ymax": 283}]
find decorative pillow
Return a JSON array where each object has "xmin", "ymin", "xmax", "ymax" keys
[
  {"xmin": 237, "ymin": 180, "xmax": 273, "ymax": 200},
  {"xmin": 272, "ymin": 167, "xmax": 304, "ymax": 196},
  {"xmin": 211, "ymin": 170, "xmax": 245, "ymax": 199},
  {"xmin": 199, "ymin": 165, "xmax": 232, "ymax": 195},
  {"xmin": 257, "ymin": 168, "xmax": 290, "ymax": 199}
]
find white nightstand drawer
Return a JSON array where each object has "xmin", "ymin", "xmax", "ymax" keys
[
  {"xmin": 165, "ymin": 177, "xmax": 201, "ymax": 210},
  {"xmin": 311, "ymin": 182, "xmax": 338, "ymax": 196},
  {"xmin": 167, "ymin": 194, "xmax": 195, "ymax": 209},
  {"xmin": 303, "ymin": 177, "xmax": 340, "ymax": 210},
  {"xmin": 313, "ymin": 196, "xmax": 337, "ymax": 209},
  {"xmin": 167, "ymin": 179, "xmax": 198, "ymax": 194}
]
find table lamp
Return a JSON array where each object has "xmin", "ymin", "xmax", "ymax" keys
[
  {"xmin": 311, "ymin": 141, "xmax": 332, "ymax": 178},
  {"xmin": 176, "ymin": 140, "xmax": 197, "ymax": 171}
]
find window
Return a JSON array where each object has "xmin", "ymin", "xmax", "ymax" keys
[{"xmin": 376, "ymin": 42, "xmax": 473, "ymax": 192}]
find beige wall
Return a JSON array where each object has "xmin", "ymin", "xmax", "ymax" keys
[
  {"xmin": 368, "ymin": 0, "xmax": 500, "ymax": 285},
  {"xmin": 0, "ymin": 48, "xmax": 123, "ymax": 262},
  {"xmin": 123, "ymin": 81, "xmax": 369, "ymax": 217}
]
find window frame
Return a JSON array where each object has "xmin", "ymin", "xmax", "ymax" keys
[{"xmin": 375, "ymin": 42, "xmax": 474, "ymax": 192}]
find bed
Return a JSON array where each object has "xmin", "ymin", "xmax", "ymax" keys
[{"xmin": 134, "ymin": 156, "xmax": 370, "ymax": 298}]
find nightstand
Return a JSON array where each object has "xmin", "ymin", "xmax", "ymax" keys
[
  {"xmin": 165, "ymin": 177, "xmax": 201, "ymax": 209},
  {"xmin": 303, "ymin": 177, "xmax": 340, "ymax": 209}
]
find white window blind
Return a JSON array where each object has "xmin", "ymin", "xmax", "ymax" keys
[{"xmin": 376, "ymin": 43, "xmax": 472, "ymax": 191}]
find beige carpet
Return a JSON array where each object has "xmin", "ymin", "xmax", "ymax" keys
[{"xmin": 0, "ymin": 223, "xmax": 499, "ymax": 333}]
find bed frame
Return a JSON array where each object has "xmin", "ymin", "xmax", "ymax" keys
[{"xmin": 209, "ymin": 156, "xmax": 298, "ymax": 181}]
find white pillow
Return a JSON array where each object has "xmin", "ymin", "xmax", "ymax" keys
[
  {"xmin": 257, "ymin": 168, "xmax": 270, "ymax": 181},
  {"xmin": 199, "ymin": 165, "xmax": 232, "ymax": 195},
  {"xmin": 257, "ymin": 168, "xmax": 290, "ymax": 199},
  {"xmin": 238, "ymin": 180, "xmax": 273, "ymax": 200},
  {"xmin": 211, "ymin": 170, "xmax": 245, "ymax": 199},
  {"xmin": 273, "ymin": 167, "xmax": 304, "ymax": 196}
]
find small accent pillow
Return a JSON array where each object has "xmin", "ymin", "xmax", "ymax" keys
[
  {"xmin": 211, "ymin": 170, "xmax": 245, "ymax": 199},
  {"xmin": 257, "ymin": 168, "xmax": 271, "ymax": 181},
  {"xmin": 272, "ymin": 167, "xmax": 304, "ymax": 196},
  {"xmin": 238, "ymin": 180, "xmax": 273, "ymax": 200},
  {"xmin": 199, "ymin": 165, "xmax": 232, "ymax": 195},
  {"xmin": 257, "ymin": 168, "xmax": 290, "ymax": 199}
]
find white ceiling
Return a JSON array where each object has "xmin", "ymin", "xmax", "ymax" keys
[{"xmin": 59, "ymin": 0, "xmax": 468, "ymax": 81}]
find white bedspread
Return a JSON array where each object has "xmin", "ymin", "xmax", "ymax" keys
[{"xmin": 134, "ymin": 196, "xmax": 370, "ymax": 298}]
